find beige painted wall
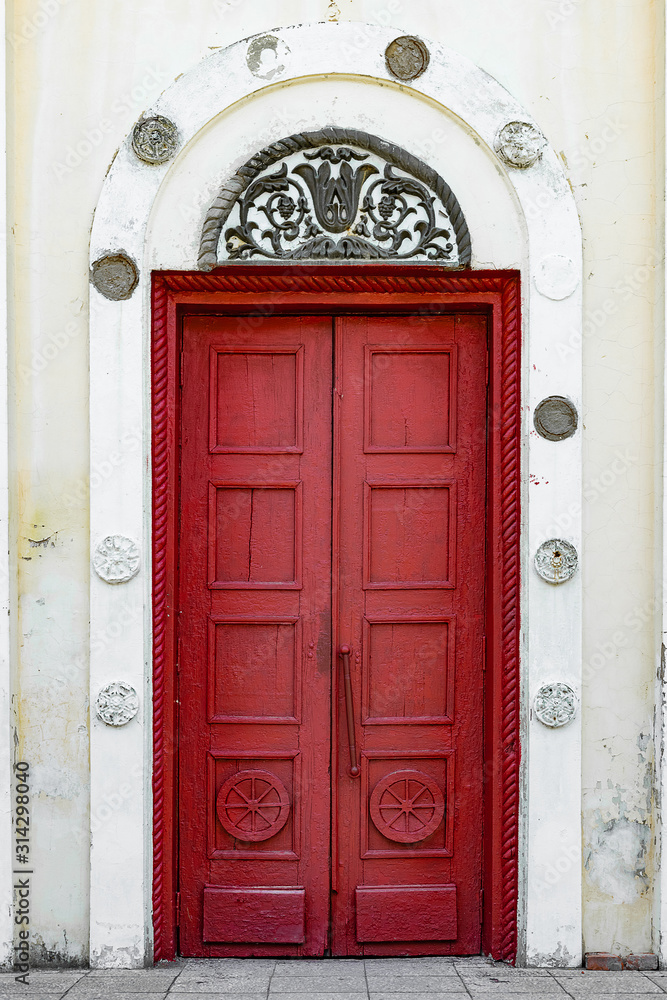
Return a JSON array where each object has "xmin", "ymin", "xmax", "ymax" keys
[{"xmin": 7, "ymin": 0, "xmax": 662, "ymax": 962}]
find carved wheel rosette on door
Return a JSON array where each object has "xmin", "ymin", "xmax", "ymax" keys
[
  {"xmin": 216, "ymin": 769, "xmax": 291, "ymax": 843},
  {"xmin": 369, "ymin": 769, "xmax": 445, "ymax": 844}
]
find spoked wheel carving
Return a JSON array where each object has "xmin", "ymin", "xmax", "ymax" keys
[
  {"xmin": 216, "ymin": 768, "xmax": 290, "ymax": 842},
  {"xmin": 369, "ymin": 769, "xmax": 444, "ymax": 843}
]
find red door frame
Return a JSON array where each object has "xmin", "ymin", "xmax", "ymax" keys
[{"xmin": 151, "ymin": 265, "xmax": 521, "ymax": 964}]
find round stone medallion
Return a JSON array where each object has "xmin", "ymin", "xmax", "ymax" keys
[
  {"xmin": 96, "ymin": 682, "xmax": 139, "ymax": 727},
  {"xmin": 534, "ymin": 682, "xmax": 577, "ymax": 728},
  {"xmin": 534, "ymin": 254, "xmax": 579, "ymax": 300},
  {"xmin": 534, "ymin": 538, "xmax": 578, "ymax": 584},
  {"xmin": 93, "ymin": 535, "xmax": 141, "ymax": 584},
  {"xmin": 534, "ymin": 396, "xmax": 578, "ymax": 441},
  {"xmin": 494, "ymin": 121, "xmax": 547, "ymax": 169},
  {"xmin": 369, "ymin": 769, "xmax": 444, "ymax": 844},
  {"xmin": 385, "ymin": 36, "xmax": 430, "ymax": 81},
  {"xmin": 246, "ymin": 34, "xmax": 290, "ymax": 81},
  {"xmin": 132, "ymin": 115, "xmax": 179, "ymax": 164},
  {"xmin": 90, "ymin": 253, "xmax": 139, "ymax": 301},
  {"xmin": 216, "ymin": 769, "xmax": 290, "ymax": 842}
]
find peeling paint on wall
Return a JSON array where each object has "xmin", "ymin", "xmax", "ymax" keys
[
  {"xmin": 583, "ymin": 727, "xmax": 656, "ymax": 953},
  {"xmin": 586, "ymin": 816, "xmax": 650, "ymax": 905}
]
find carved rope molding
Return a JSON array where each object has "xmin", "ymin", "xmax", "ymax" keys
[
  {"xmin": 163, "ymin": 270, "xmax": 504, "ymax": 296},
  {"xmin": 151, "ymin": 275, "xmax": 170, "ymax": 962},
  {"xmin": 198, "ymin": 128, "xmax": 472, "ymax": 269},
  {"xmin": 499, "ymin": 274, "xmax": 521, "ymax": 963}
]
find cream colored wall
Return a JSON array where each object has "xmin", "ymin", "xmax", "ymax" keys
[{"xmin": 7, "ymin": 0, "xmax": 661, "ymax": 963}]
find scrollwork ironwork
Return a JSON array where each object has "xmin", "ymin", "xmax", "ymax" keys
[{"xmin": 199, "ymin": 128, "xmax": 471, "ymax": 267}]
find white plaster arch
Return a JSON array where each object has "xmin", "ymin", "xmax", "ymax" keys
[{"xmin": 89, "ymin": 21, "xmax": 582, "ymax": 967}]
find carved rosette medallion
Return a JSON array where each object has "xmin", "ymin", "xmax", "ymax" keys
[
  {"xmin": 534, "ymin": 538, "xmax": 578, "ymax": 584},
  {"xmin": 199, "ymin": 128, "xmax": 471, "ymax": 268},
  {"xmin": 93, "ymin": 535, "xmax": 141, "ymax": 584},
  {"xmin": 369, "ymin": 769, "xmax": 445, "ymax": 844},
  {"xmin": 216, "ymin": 769, "xmax": 290, "ymax": 842},
  {"xmin": 132, "ymin": 115, "xmax": 179, "ymax": 164},
  {"xmin": 494, "ymin": 121, "xmax": 547, "ymax": 169},
  {"xmin": 96, "ymin": 682, "xmax": 139, "ymax": 727},
  {"xmin": 534, "ymin": 682, "xmax": 577, "ymax": 728},
  {"xmin": 90, "ymin": 253, "xmax": 139, "ymax": 301},
  {"xmin": 385, "ymin": 36, "xmax": 430, "ymax": 80}
]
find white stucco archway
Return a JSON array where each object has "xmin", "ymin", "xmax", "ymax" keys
[{"xmin": 88, "ymin": 21, "xmax": 582, "ymax": 967}]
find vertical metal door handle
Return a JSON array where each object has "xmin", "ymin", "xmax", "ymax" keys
[{"xmin": 339, "ymin": 645, "xmax": 360, "ymax": 778}]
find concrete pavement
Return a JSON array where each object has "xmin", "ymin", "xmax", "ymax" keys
[{"xmin": 2, "ymin": 957, "xmax": 666, "ymax": 1000}]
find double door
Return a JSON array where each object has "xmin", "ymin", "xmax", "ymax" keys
[{"xmin": 178, "ymin": 311, "xmax": 487, "ymax": 955}]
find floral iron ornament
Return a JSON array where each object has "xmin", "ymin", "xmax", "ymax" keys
[{"xmin": 198, "ymin": 128, "xmax": 471, "ymax": 267}]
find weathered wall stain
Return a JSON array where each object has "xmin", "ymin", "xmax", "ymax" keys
[
  {"xmin": 585, "ymin": 815, "xmax": 651, "ymax": 904},
  {"xmin": 583, "ymin": 727, "xmax": 656, "ymax": 953}
]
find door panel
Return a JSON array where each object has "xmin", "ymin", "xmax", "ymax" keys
[
  {"xmin": 178, "ymin": 310, "xmax": 487, "ymax": 956},
  {"xmin": 179, "ymin": 315, "xmax": 333, "ymax": 956},
  {"xmin": 332, "ymin": 315, "xmax": 487, "ymax": 955}
]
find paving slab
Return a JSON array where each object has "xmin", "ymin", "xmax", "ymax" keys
[
  {"xmin": 364, "ymin": 960, "xmax": 459, "ymax": 976},
  {"xmin": 176, "ymin": 966, "xmax": 270, "ymax": 973},
  {"xmin": 0, "ymin": 994, "xmax": 73, "ymax": 1000},
  {"xmin": 458, "ymin": 975, "xmax": 566, "ymax": 994},
  {"xmin": 171, "ymin": 978, "xmax": 273, "ymax": 994},
  {"xmin": 173, "ymin": 973, "xmax": 272, "ymax": 985},
  {"xmin": 35, "ymin": 994, "xmax": 169, "ymax": 1000},
  {"xmin": 68, "ymin": 975, "xmax": 179, "ymax": 994},
  {"xmin": 549, "ymin": 971, "xmax": 663, "ymax": 994},
  {"xmin": 274, "ymin": 960, "xmax": 366, "ymax": 976},
  {"xmin": 445, "ymin": 996, "xmax": 570, "ymax": 1000},
  {"xmin": 174, "ymin": 967, "xmax": 272, "ymax": 977},
  {"xmin": 580, "ymin": 996, "xmax": 667, "ymax": 1000},
  {"xmin": 454, "ymin": 959, "xmax": 501, "ymax": 966},
  {"xmin": 363, "ymin": 975, "xmax": 467, "ymax": 994},
  {"xmin": 456, "ymin": 967, "xmax": 554, "ymax": 979},
  {"xmin": 0, "ymin": 972, "xmax": 86, "ymax": 992},
  {"xmin": 179, "ymin": 961, "xmax": 275, "ymax": 971},
  {"xmin": 85, "ymin": 970, "xmax": 180, "ymax": 983},
  {"xmin": 170, "ymin": 995, "xmax": 267, "ymax": 1000},
  {"xmin": 267, "ymin": 995, "xmax": 369, "ymax": 1000},
  {"xmin": 368, "ymin": 994, "xmax": 467, "ymax": 1000},
  {"xmin": 551, "ymin": 969, "xmax": 659, "ymax": 978},
  {"xmin": 564, "ymin": 988, "xmax": 664, "ymax": 997},
  {"xmin": 270, "ymin": 975, "xmax": 367, "ymax": 992}
]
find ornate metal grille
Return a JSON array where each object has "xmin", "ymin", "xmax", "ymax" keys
[{"xmin": 198, "ymin": 128, "xmax": 471, "ymax": 268}]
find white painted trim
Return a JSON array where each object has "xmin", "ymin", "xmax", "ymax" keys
[
  {"xmin": 89, "ymin": 22, "xmax": 582, "ymax": 966},
  {"xmin": 0, "ymin": 0, "xmax": 14, "ymax": 970}
]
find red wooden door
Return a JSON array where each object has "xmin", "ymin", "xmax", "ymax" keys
[
  {"xmin": 332, "ymin": 315, "xmax": 487, "ymax": 955},
  {"xmin": 178, "ymin": 311, "xmax": 487, "ymax": 956},
  {"xmin": 179, "ymin": 315, "xmax": 333, "ymax": 956}
]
